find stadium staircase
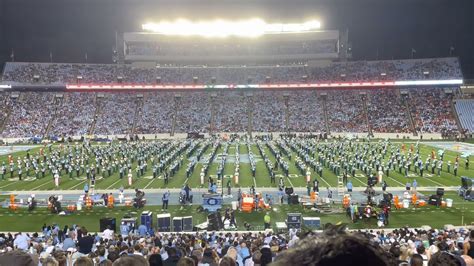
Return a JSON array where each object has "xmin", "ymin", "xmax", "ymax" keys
[
  {"xmin": 88, "ymin": 94, "xmax": 103, "ymax": 135},
  {"xmin": 321, "ymin": 97, "xmax": 331, "ymax": 134},
  {"xmin": 130, "ymin": 97, "xmax": 144, "ymax": 135},
  {"xmin": 209, "ymin": 95, "xmax": 216, "ymax": 135},
  {"xmin": 42, "ymin": 95, "xmax": 63, "ymax": 138},
  {"xmin": 361, "ymin": 94, "xmax": 372, "ymax": 135},
  {"xmin": 171, "ymin": 97, "xmax": 181, "ymax": 136},
  {"xmin": 450, "ymin": 99, "xmax": 464, "ymax": 133},
  {"xmin": 402, "ymin": 94, "xmax": 417, "ymax": 136},
  {"xmin": 247, "ymin": 94, "xmax": 254, "ymax": 137},
  {"xmin": 0, "ymin": 95, "xmax": 13, "ymax": 133}
]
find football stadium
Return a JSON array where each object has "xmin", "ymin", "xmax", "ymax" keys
[{"xmin": 0, "ymin": 0, "xmax": 474, "ymax": 265}]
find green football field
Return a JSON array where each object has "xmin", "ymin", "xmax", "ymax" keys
[
  {"xmin": 0, "ymin": 140, "xmax": 472, "ymax": 192},
  {"xmin": 0, "ymin": 138, "xmax": 473, "ymax": 232}
]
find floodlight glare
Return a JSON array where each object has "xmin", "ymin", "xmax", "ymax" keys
[{"xmin": 142, "ymin": 19, "xmax": 321, "ymax": 37}]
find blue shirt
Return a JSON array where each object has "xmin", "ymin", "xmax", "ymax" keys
[
  {"xmin": 239, "ymin": 247, "xmax": 250, "ymax": 259},
  {"xmin": 62, "ymin": 237, "xmax": 76, "ymax": 251},
  {"xmin": 120, "ymin": 224, "xmax": 129, "ymax": 236},
  {"xmin": 347, "ymin": 182, "xmax": 353, "ymax": 190},
  {"xmin": 13, "ymin": 234, "xmax": 30, "ymax": 250},
  {"xmin": 138, "ymin": 224, "xmax": 148, "ymax": 237}
]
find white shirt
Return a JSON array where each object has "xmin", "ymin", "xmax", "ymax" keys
[{"xmin": 102, "ymin": 229, "xmax": 114, "ymax": 240}]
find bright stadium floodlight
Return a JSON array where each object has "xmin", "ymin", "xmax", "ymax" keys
[{"xmin": 142, "ymin": 18, "xmax": 321, "ymax": 38}]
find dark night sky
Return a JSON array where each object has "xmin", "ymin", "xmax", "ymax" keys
[{"xmin": 1, "ymin": 0, "xmax": 473, "ymax": 78}]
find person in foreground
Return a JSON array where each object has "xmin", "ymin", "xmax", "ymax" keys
[{"xmin": 272, "ymin": 224, "xmax": 395, "ymax": 266}]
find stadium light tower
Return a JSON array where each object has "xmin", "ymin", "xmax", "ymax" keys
[{"xmin": 142, "ymin": 19, "xmax": 321, "ymax": 38}]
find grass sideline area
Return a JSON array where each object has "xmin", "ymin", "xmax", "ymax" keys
[
  {"xmin": 0, "ymin": 140, "xmax": 472, "ymax": 192},
  {"xmin": 0, "ymin": 199, "xmax": 473, "ymax": 232}
]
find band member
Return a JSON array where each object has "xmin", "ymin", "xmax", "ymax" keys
[{"xmin": 128, "ymin": 169, "xmax": 133, "ymax": 186}]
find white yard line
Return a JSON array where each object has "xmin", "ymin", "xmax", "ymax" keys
[
  {"xmin": 31, "ymin": 181, "xmax": 52, "ymax": 191},
  {"xmin": 182, "ymin": 177, "xmax": 189, "ymax": 187},
  {"xmin": 386, "ymin": 176, "xmax": 405, "ymax": 186},
  {"xmin": 106, "ymin": 179, "xmax": 123, "ymax": 190},
  {"xmin": 68, "ymin": 180, "xmax": 87, "ymax": 190},
  {"xmin": 351, "ymin": 175, "xmax": 366, "ymax": 186},
  {"xmin": 319, "ymin": 176, "xmax": 331, "ymax": 188},
  {"xmin": 285, "ymin": 177, "xmax": 294, "ymax": 188},
  {"xmin": 420, "ymin": 176, "xmax": 446, "ymax": 187},
  {"xmin": 144, "ymin": 178, "xmax": 156, "ymax": 189},
  {"xmin": 0, "ymin": 181, "xmax": 18, "ymax": 189}
]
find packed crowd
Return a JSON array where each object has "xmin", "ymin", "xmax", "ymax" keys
[
  {"xmin": 94, "ymin": 93, "xmax": 136, "ymax": 136},
  {"xmin": 367, "ymin": 90, "xmax": 411, "ymax": 133},
  {"xmin": 1, "ymin": 224, "xmax": 474, "ymax": 266},
  {"xmin": 409, "ymin": 88, "xmax": 459, "ymax": 135},
  {"xmin": 308, "ymin": 57, "xmax": 462, "ymax": 83},
  {"xmin": 1, "ymin": 92, "xmax": 56, "ymax": 138},
  {"xmin": 326, "ymin": 90, "xmax": 368, "ymax": 133},
  {"xmin": 48, "ymin": 93, "xmax": 96, "ymax": 137},
  {"xmin": 0, "ymin": 88, "xmax": 461, "ymax": 138},
  {"xmin": 1, "ymin": 57, "xmax": 462, "ymax": 85}
]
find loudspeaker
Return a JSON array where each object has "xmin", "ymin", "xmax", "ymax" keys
[
  {"xmin": 436, "ymin": 188, "xmax": 445, "ymax": 197},
  {"xmin": 121, "ymin": 218, "xmax": 137, "ymax": 230},
  {"xmin": 302, "ymin": 217, "xmax": 321, "ymax": 229},
  {"xmin": 290, "ymin": 194, "xmax": 299, "ymax": 204},
  {"xmin": 286, "ymin": 213, "xmax": 301, "ymax": 229},
  {"xmin": 141, "ymin": 211, "xmax": 153, "ymax": 230},
  {"xmin": 100, "ymin": 217, "xmax": 116, "ymax": 232},
  {"xmin": 287, "ymin": 213, "xmax": 302, "ymax": 224},
  {"xmin": 207, "ymin": 212, "xmax": 223, "ymax": 231},
  {"xmin": 429, "ymin": 195, "xmax": 441, "ymax": 206},
  {"xmin": 285, "ymin": 187, "xmax": 294, "ymax": 195},
  {"xmin": 157, "ymin": 213, "xmax": 171, "ymax": 232},
  {"xmin": 173, "ymin": 217, "xmax": 183, "ymax": 232},
  {"xmin": 183, "ymin": 216, "xmax": 193, "ymax": 231},
  {"xmin": 287, "ymin": 213, "xmax": 302, "ymax": 229},
  {"xmin": 287, "ymin": 222, "xmax": 301, "ymax": 229}
]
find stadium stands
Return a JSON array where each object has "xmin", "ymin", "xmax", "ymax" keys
[
  {"xmin": 326, "ymin": 90, "xmax": 368, "ymax": 133},
  {"xmin": 367, "ymin": 89, "xmax": 411, "ymax": 133},
  {"xmin": 0, "ymin": 56, "xmax": 465, "ymax": 138},
  {"xmin": 1, "ymin": 57, "xmax": 462, "ymax": 85},
  {"xmin": 1, "ymin": 92, "xmax": 56, "ymax": 138},
  {"xmin": 0, "ymin": 87, "xmax": 462, "ymax": 138},
  {"xmin": 48, "ymin": 93, "xmax": 96, "ymax": 137},
  {"xmin": 455, "ymin": 99, "xmax": 474, "ymax": 133},
  {"xmin": 408, "ymin": 88, "xmax": 458, "ymax": 135}
]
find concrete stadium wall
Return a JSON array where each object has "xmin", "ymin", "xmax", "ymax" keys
[{"xmin": 1, "ymin": 132, "xmax": 442, "ymax": 143}]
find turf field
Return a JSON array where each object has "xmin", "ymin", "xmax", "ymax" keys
[
  {"xmin": 0, "ymin": 198, "xmax": 474, "ymax": 232},
  {"xmin": 0, "ymin": 139, "xmax": 473, "ymax": 232},
  {"xmin": 0, "ymin": 140, "xmax": 472, "ymax": 192}
]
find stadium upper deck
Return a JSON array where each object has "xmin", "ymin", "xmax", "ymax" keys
[{"xmin": 0, "ymin": 57, "xmax": 463, "ymax": 86}]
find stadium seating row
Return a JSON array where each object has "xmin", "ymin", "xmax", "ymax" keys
[{"xmin": 1, "ymin": 57, "xmax": 462, "ymax": 85}]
